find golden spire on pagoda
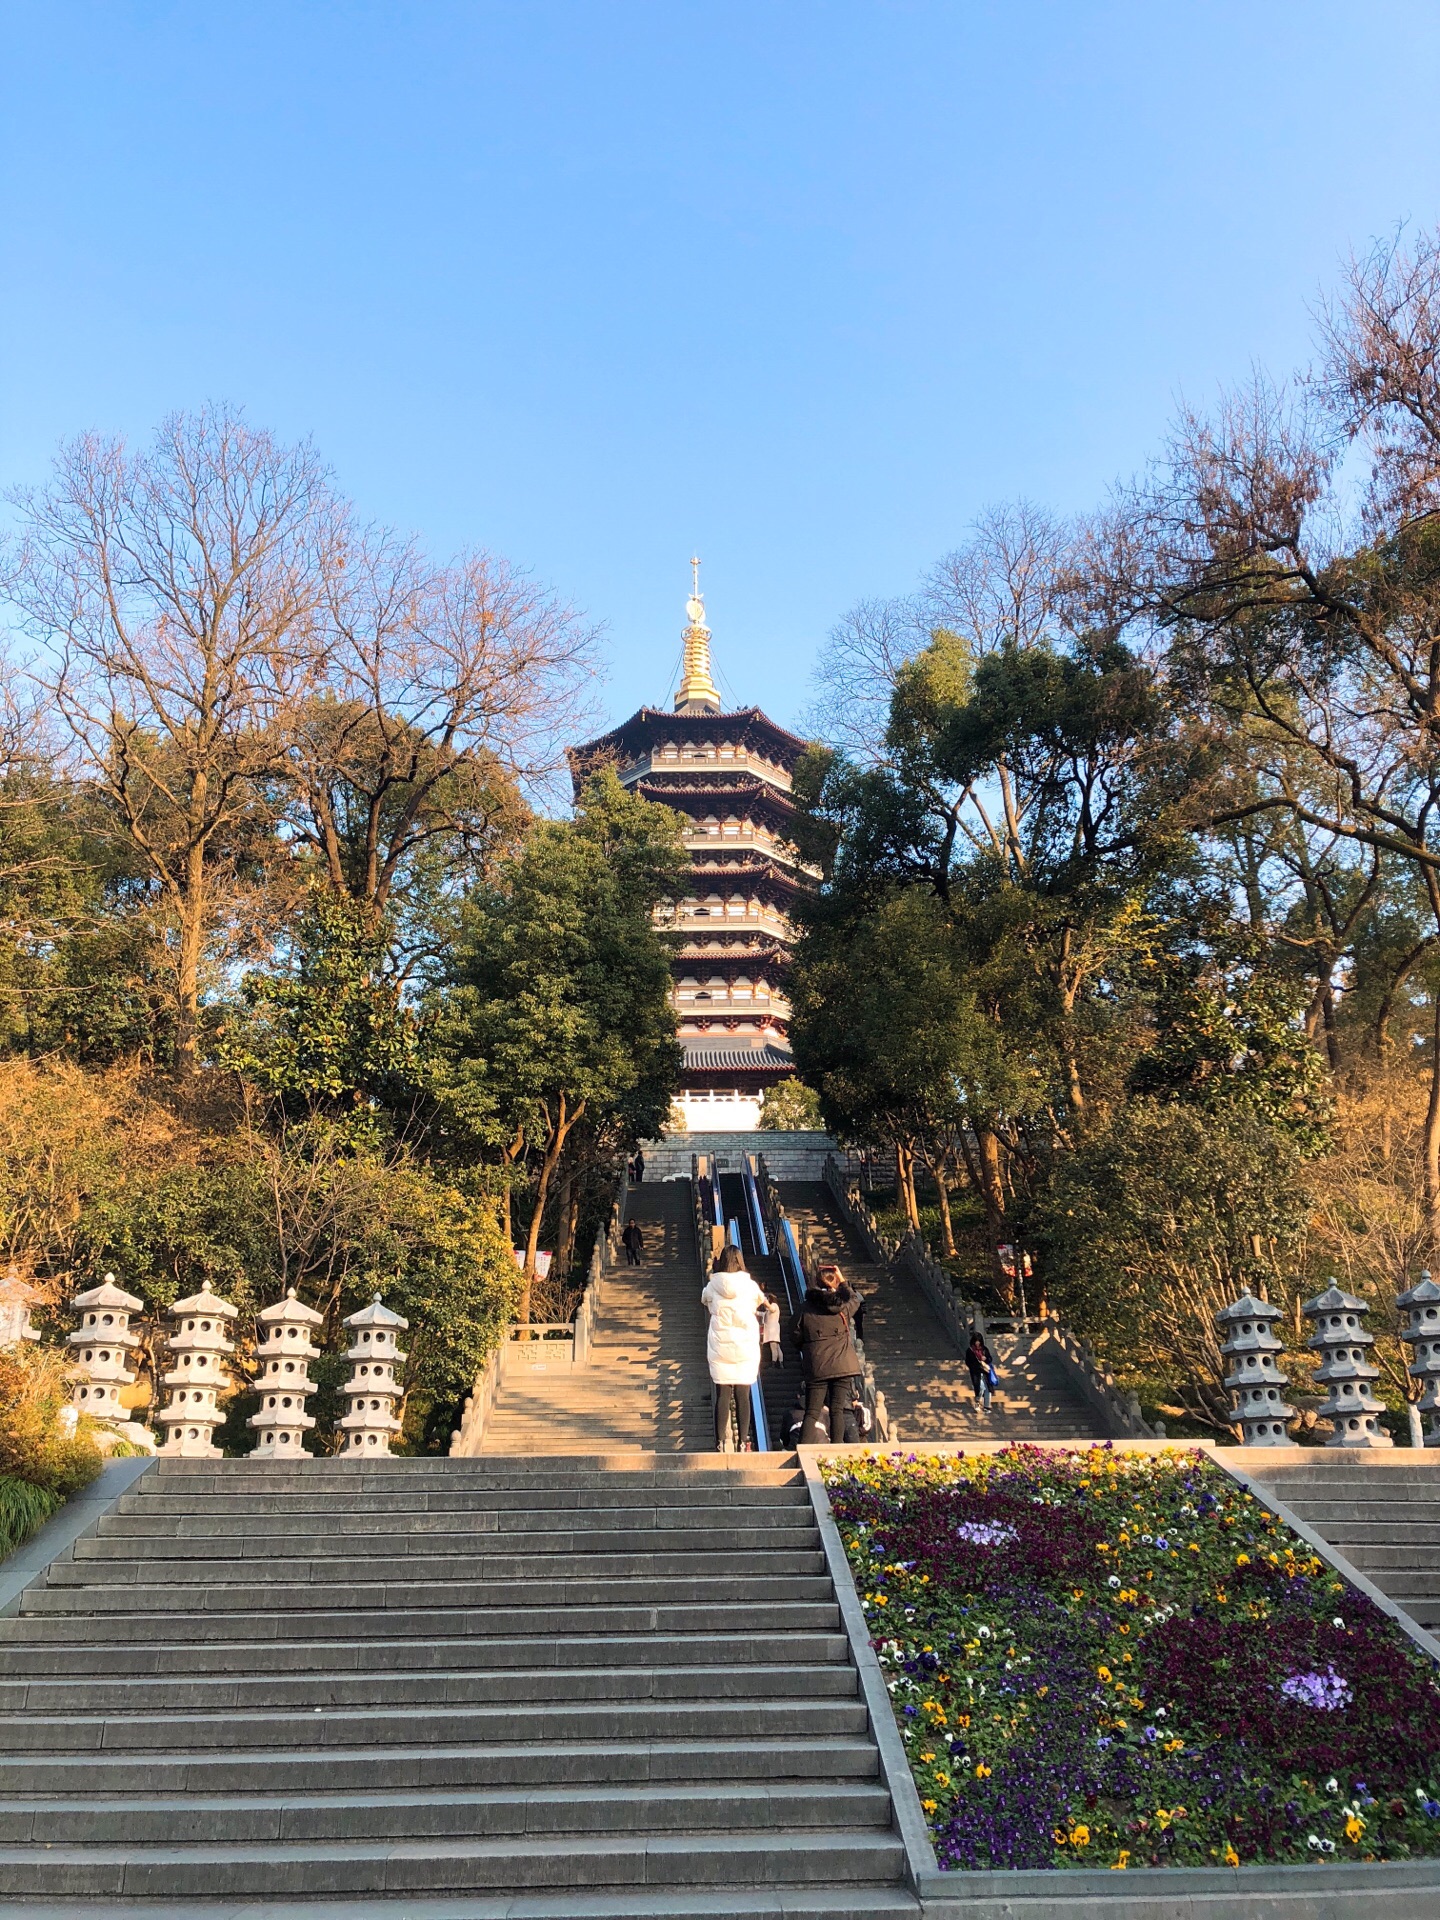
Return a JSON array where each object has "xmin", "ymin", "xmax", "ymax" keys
[{"xmin": 674, "ymin": 555, "xmax": 721, "ymax": 712}]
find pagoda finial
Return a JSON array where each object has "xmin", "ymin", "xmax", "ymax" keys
[{"xmin": 675, "ymin": 556, "xmax": 721, "ymax": 713}]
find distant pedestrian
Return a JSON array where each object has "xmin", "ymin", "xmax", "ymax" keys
[
  {"xmin": 622, "ymin": 1219, "xmax": 643, "ymax": 1266},
  {"xmin": 760, "ymin": 1292, "xmax": 782, "ymax": 1367},
  {"xmin": 966, "ymin": 1328, "xmax": 997, "ymax": 1413},
  {"xmin": 791, "ymin": 1264, "xmax": 862, "ymax": 1444},
  {"xmin": 701, "ymin": 1246, "xmax": 764, "ymax": 1451},
  {"xmin": 632, "ymin": 1150, "xmax": 645, "ymax": 1185}
]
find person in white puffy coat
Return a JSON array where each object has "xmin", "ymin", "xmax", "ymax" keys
[{"xmin": 701, "ymin": 1245, "xmax": 765, "ymax": 1450}]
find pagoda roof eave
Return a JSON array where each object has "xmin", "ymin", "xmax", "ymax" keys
[{"xmin": 570, "ymin": 704, "xmax": 811, "ymax": 774}]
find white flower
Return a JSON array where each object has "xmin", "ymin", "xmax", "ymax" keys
[
  {"xmin": 977, "ymin": 1625, "xmax": 992, "ymax": 1638},
  {"xmin": 1326, "ymin": 1777, "xmax": 1339, "ymax": 1794},
  {"xmin": 1333, "ymin": 1617, "xmax": 1345, "ymax": 1629},
  {"xmin": 1108, "ymin": 1575, "xmax": 1122, "ymax": 1588}
]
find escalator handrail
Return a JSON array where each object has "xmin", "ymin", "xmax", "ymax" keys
[{"xmin": 741, "ymin": 1165, "xmax": 770, "ymax": 1257}]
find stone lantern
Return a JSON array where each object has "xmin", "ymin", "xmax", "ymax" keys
[
  {"xmin": 339, "ymin": 1294, "xmax": 408, "ymax": 1456},
  {"xmin": 1303, "ymin": 1281, "xmax": 1393, "ymax": 1449},
  {"xmin": 0, "ymin": 1265, "xmax": 39, "ymax": 1349},
  {"xmin": 157, "ymin": 1287, "xmax": 238, "ymax": 1457},
  {"xmin": 67, "ymin": 1274, "xmax": 154, "ymax": 1449},
  {"xmin": 1396, "ymin": 1270, "xmax": 1440, "ymax": 1448},
  {"xmin": 248, "ymin": 1288, "xmax": 324, "ymax": 1459},
  {"xmin": 1215, "ymin": 1291, "xmax": 1295, "ymax": 1446}
]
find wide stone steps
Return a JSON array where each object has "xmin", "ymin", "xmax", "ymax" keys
[
  {"xmin": 0, "ymin": 1455, "xmax": 913, "ymax": 1913},
  {"xmin": 2, "ymin": 1597, "xmax": 842, "ymax": 1646},
  {"xmin": 0, "ymin": 1781, "xmax": 893, "ymax": 1846},
  {"xmin": 20, "ymin": 1573, "xmax": 838, "ymax": 1615},
  {"xmin": 0, "ymin": 1629, "xmax": 851, "ymax": 1677},
  {"xmin": 0, "ymin": 1657, "xmax": 863, "ymax": 1714},
  {"xmin": 1244, "ymin": 1459, "xmax": 1440, "ymax": 1629},
  {"xmin": 0, "ymin": 1734, "xmax": 888, "ymax": 1798}
]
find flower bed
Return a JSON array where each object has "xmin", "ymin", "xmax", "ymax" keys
[{"xmin": 823, "ymin": 1445, "xmax": 1440, "ymax": 1872}]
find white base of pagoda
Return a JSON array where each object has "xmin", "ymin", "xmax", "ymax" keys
[
  {"xmin": 157, "ymin": 1427, "xmax": 224, "ymax": 1457},
  {"xmin": 673, "ymin": 1089, "xmax": 763, "ymax": 1131},
  {"xmin": 250, "ymin": 1428, "xmax": 314, "ymax": 1458}
]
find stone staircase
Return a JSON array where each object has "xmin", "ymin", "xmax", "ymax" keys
[
  {"xmin": 777, "ymin": 1183, "xmax": 1106, "ymax": 1442},
  {"xmin": 1241, "ymin": 1455, "xmax": 1440, "ymax": 1632},
  {"xmin": 0, "ymin": 1454, "xmax": 916, "ymax": 1916},
  {"xmin": 478, "ymin": 1181, "xmax": 713, "ymax": 1454}
]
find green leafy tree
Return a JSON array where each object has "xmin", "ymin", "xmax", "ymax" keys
[
  {"xmin": 757, "ymin": 1079, "xmax": 824, "ymax": 1131},
  {"xmin": 435, "ymin": 767, "xmax": 682, "ymax": 1320}
]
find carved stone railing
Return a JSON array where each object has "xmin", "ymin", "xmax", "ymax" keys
[
  {"xmin": 821, "ymin": 1151, "xmax": 1155, "ymax": 1441},
  {"xmin": 449, "ymin": 1165, "xmax": 627, "ymax": 1455}
]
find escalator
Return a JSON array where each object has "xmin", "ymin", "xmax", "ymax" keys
[{"xmin": 716, "ymin": 1168, "xmax": 808, "ymax": 1451}]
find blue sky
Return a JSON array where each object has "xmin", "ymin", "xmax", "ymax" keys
[{"xmin": 3, "ymin": 2, "xmax": 1439, "ymax": 736}]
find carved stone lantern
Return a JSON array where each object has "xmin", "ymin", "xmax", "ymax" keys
[
  {"xmin": 1396, "ymin": 1270, "xmax": 1440, "ymax": 1448},
  {"xmin": 339, "ymin": 1294, "xmax": 408, "ymax": 1456},
  {"xmin": 1216, "ymin": 1291, "xmax": 1295, "ymax": 1446},
  {"xmin": 67, "ymin": 1274, "xmax": 154, "ymax": 1448},
  {"xmin": 157, "ymin": 1287, "xmax": 238, "ymax": 1457},
  {"xmin": 248, "ymin": 1288, "xmax": 324, "ymax": 1458},
  {"xmin": 1303, "ymin": 1281, "xmax": 1393, "ymax": 1449}
]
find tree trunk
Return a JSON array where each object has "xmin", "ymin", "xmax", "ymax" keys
[
  {"xmin": 894, "ymin": 1140, "xmax": 921, "ymax": 1232},
  {"xmin": 973, "ymin": 1126, "xmax": 1011, "ymax": 1302},
  {"xmin": 1426, "ymin": 986, "xmax": 1440, "ymax": 1256},
  {"xmin": 554, "ymin": 1174, "xmax": 577, "ymax": 1281},
  {"xmin": 519, "ymin": 1098, "xmax": 583, "ymax": 1325},
  {"xmin": 173, "ymin": 844, "xmax": 207, "ymax": 1076},
  {"xmin": 933, "ymin": 1173, "xmax": 957, "ymax": 1259}
]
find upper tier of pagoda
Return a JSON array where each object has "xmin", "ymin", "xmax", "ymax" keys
[{"xmin": 566, "ymin": 566, "xmax": 815, "ymax": 1106}]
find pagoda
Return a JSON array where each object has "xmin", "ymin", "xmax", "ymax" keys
[{"xmin": 568, "ymin": 564, "xmax": 815, "ymax": 1129}]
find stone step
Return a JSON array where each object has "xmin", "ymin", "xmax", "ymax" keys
[
  {"xmin": 43, "ymin": 1554, "xmax": 828, "ymax": 1600},
  {"xmin": 0, "ymin": 1781, "xmax": 892, "ymax": 1847},
  {"xmin": 142, "ymin": 1461, "xmax": 802, "ymax": 1487},
  {"xmin": 0, "ymin": 1894, "xmax": 919, "ymax": 1919},
  {"xmin": 0, "ymin": 1630, "xmax": 851, "ymax": 1678},
  {"xmin": 1264, "ymin": 1501, "xmax": 1440, "ymax": 1526},
  {"xmin": 135, "ymin": 1473, "xmax": 805, "ymax": 1498},
  {"xmin": 113, "ymin": 1487, "xmax": 808, "ymax": 1518},
  {"xmin": 81, "ymin": 1520, "xmax": 822, "ymax": 1555},
  {"xmin": 0, "ymin": 1660, "xmax": 858, "ymax": 1716},
  {"xmin": 2, "ymin": 1599, "xmax": 842, "ymax": 1642},
  {"xmin": 0, "ymin": 1695, "xmax": 871, "ymax": 1754},
  {"xmin": 1319, "ymin": 1544, "xmax": 1440, "ymax": 1571},
  {"xmin": 0, "ymin": 1734, "xmax": 884, "ymax": 1798},
  {"xmin": 22, "ymin": 1575, "xmax": 838, "ymax": 1617},
  {"xmin": 0, "ymin": 1829, "xmax": 909, "ymax": 1900}
]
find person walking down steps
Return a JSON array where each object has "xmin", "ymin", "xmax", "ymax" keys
[
  {"xmin": 701, "ymin": 1245, "xmax": 764, "ymax": 1450},
  {"xmin": 792, "ymin": 1263, "xmax": 863, "ymax": 1444},
  {"xmin": 621, "ymin": 1218, "xmax": 644, "ymax": 1266},
  {"xmin": 966, "ymin": 1326, "xmax": 998, "ymax": 1413}
]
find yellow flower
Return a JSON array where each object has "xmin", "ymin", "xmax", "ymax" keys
[
  {"xmin": 1113, "ymin": 1849, "xmax": 1131, "ymax": 1870},
  {"xmin": 1155, "ymin": 1808, "xmax": 1172, "ymax": 1830},
  {"xmin": 919, "ymin": 1751, "xmax": 935, "ymax": 1763},
  {"xmin": 1223, "ymin": 1845, "xmax": 1240, "ymax": 1867},
  {"xmin": 1097, "ymin": 1665, "xmax": 1112, "ymax": 1682},
  {"xmin": 1345, "ymin": 1816, "xmax": 1365, "ymax": 1843},
  {"xmin": 922, "ymin": 1799, "xmax": 937, "ymax": 1813},
  {"xmin": 1236, "ymin": 1553, "xmax": 1250, "ymax": 1566},
  {"xmin": 1071, "ymin": 1824, "xmax": 1091, "ymax": 1847},
  {"xmin": 1053, "ymin": 1828, "xmax": 1068, "ymax": 1846},
  {"xmin": 1188, "ymin": 1542, "xmax": 1201, "ymax": 1553},
  {"xmin": 975, "ymin": 1762, "xmax": 991, "ymax": 1778}
]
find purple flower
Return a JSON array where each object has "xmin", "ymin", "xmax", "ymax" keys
[{"xmin": 1279, "ymin": 1666, "xmax": 1353, "ymax": 1712}]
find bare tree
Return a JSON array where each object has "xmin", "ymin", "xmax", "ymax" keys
[
  {"xmin": 1127, "ymin": 226, "xmax": 1440, "ymax": 1242},
  {"xmin": 282, "ymin": 534, "xmax": 597, "ymax": 931},
  {"xmin": 3, "ymin": 407, "xmax": 340, "ymax": 1072}
]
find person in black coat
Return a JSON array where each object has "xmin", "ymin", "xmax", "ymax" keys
[
  {"xmin": 966, "ymin": 1327, "xmax": 996, "ymax": 1412},
  {"xmin": 791, "ymin": 1264, "xmax": 863, "ymax": 1444}
]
